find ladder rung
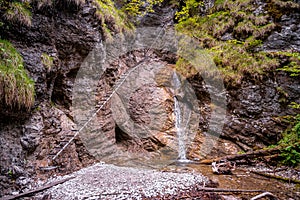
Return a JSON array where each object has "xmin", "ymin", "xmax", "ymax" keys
[{"xmin": 65, "ymin": 134, "xmax": 75, "ymax": 137}]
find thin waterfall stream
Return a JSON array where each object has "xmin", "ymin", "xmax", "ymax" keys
[{"xmin": 173, "ymin": 72, "xmax": 189, "ymax": 162}]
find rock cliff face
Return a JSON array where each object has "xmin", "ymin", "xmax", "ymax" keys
[
  {"xmin": 0, "ymin": 1, "xmax": 101, "ymax": 195},
  {"xmin": 0, "ymin": 0, "xmax": 300, "ymax": 197}
]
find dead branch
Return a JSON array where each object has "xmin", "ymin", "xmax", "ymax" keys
[
  {"xmin": 0, "ymin": 176, "xmax": 75, "ymax": 200},
  {"xmin": 250, "ymin": 192, "xmax": 278, "ymax": 200}
]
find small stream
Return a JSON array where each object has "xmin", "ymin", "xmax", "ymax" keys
[{"xmin": 163, "ymin": 162, "xmax": 300, "ymax": 199}]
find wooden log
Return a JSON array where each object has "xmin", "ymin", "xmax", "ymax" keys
[
  {"xmin": 251, "ymin": 171, "xmax": 300, "ymax": 184},
  {"xmin": 199, "ymin": 146, "xmax": 286, "ymax": 164},
  {"xmin": 200, "ymin": 142, "xmax": 300, "ymax": 164},
  {"xmin": 0, "ymin": 176, "xmax": 75, "ymax": 200},
  {"xmin": 196, "ymin": 187, "xmax": 266, "ymax": 193}
]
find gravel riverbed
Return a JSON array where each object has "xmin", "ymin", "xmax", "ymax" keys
[{"xmin": 36, "ymin": 163, "xmax": 210, "ymax": 199}]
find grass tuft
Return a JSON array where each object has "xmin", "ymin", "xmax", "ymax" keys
[
  {"xmin": 4, "ymin": 1, "xmax": 32, "ymax": 26},
  {"xmin": 33, "ymin": 0, "xmax": 53, "ymax": 9},
  {"xmin": 0, "ymin": 39, "xmax": 35, "ymax": 109},
  {"xmin": 93, "ymin": 0, "xmax": 134, "ymax": 41},
  {"xmin": 41, "ymin": 53, "xmax": 54, "ymax": 71}
]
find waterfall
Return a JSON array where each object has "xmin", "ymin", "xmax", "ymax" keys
[{"xmin": 173, "ymin": 72, "xmax": 187, "ymax": 161}]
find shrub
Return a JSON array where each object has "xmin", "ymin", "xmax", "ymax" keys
[{"xmin": 0, "ymin": 39, "xmax": 35, "ymax": 109}]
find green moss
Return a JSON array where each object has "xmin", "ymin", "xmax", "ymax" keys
[{"xmin": 0, "ymin": 39, "xmax": 35, "ymax": 109}]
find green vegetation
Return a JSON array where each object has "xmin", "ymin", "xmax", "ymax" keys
[
  {"xmin": 174, "ymin": 0, "xmax": 300, "ymax": 167},
  {"xmin": 7, "ymin": 169, "xmax": 13, "ymax": 177},
  {"xmin": 93, "ymin": 0, "xmax": 134, "ymax": 41},
  {"xmin": 278, "ymin": 111, "xmax": 300, "ymax": 166},
  {"xmin": 175, "ymin": 57, "xmax": 197, "ymax": 77},
  {"xmin": 277, "ymin": 57, "xmax": 300, "ymax": 166},
  {"xmin": 175, "ymin": 0, "xmax": 299, "ymax": 84},
  {"xmin": 121, "ymin": 0, "xmax": 164, "ymax": 19},
  {"xmin": 175, "ymin": 0, "xmax": 204, "ymax": 22},
  {"xmin": 0, "ymin": 39, "xmax": 35, "ymax": 109},
  {"xmin": 277, "ymin": 52, "xmax": 300, "ymax": 77},
  {"xmin": 0, "ymin": 0, "xmax": 135, "ymax": 41}
]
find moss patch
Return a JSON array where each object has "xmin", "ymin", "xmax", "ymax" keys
[{"xmin": 0, "ymin": 39, "xmax": 35, "ymax": 109}]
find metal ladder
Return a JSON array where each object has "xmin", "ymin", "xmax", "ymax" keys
[
  {"xmin": 49, "ymin": 57, "xmax": 150, "ymax": 162},
  {"xmin": 49, "ymin": 24, "xmax": 167, "ymax": 164}
]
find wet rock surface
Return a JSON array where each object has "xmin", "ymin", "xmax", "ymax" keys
[
  {"xmin": 1, "ymin": 0, "xmax": 300, "ymax": 198},
  {"xmin": 0, "ymin": 1, "xmax": 101, "ymax": 196},
  {"xmin": 263, "ymin": 13, "xmax": 300, "ymax": 52}
]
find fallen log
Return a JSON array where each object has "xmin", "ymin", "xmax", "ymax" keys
[
  {"xmin": 199, "ymin": 147, "xmax": 281, "ymax": 164},
  {"xmin": 200, "ymin": 142, "xmax": 300, "ymax": 165},
  {"xmin": 0, "ymin": 176, "xmax": 75, "ymax": 200},
  {"xmin": 251, "ymin": 171, "xmax": 300, "ymax": 184},
  {"xmin": 196, "ymin": 187, "xmax": 266, "ymax": 193}
]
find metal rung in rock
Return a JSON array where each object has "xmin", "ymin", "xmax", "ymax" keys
[
  {"xmin": 65, "ymin": 135, "xmax": 75, "ymax": 138},
  {"xmin": 50, "ymin": 56, "xmax": 152, "ymax": 162}
]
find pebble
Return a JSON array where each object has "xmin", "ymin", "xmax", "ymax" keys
[{"xmin": 38, "ymin": 163, "xmax": 209, "ymax": 199}]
